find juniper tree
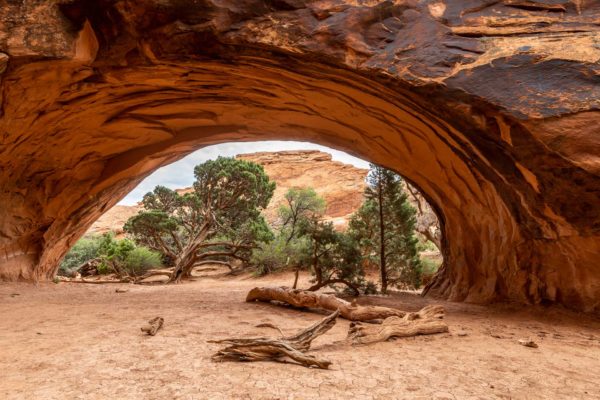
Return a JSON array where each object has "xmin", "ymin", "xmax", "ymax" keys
[
  {"xmin": 301, "ymin": 218, "xmax": 365, "ymax": 296},
  {"xmin": 124, "ymin": 157, "xmax": 275, "ymax": 282}
]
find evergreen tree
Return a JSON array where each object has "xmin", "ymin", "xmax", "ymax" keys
[
  {"xmin": 301, "ymin": 217, "xmax": 365, "ymax": 296},
  {"xmin": 124, "ymin": 157, "xmax": 275, "ymax": 282},
  {"xmin": 349, "ymin": 164, "xmax": 422, "ymax": 292}
]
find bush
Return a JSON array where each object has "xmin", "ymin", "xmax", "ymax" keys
[
  {"xmin": 123, "ymin": 247, "xmax": 162, "ymax": 276},
  {"xmin": 251, "ymin": 234, "xmax": 309, "ymax": 276},
  {"xmin": 417, "ymin": 239, "xmax": 438, "ymax": 252},
  {"xmin": 58, "ymin": 236, "xmax": 102, "ymax": 276},
  {"xmin": 420, "ymin": 257, "xmax": 441, "ymax": 276},
  {"xmin": 96, "ymin": 260, "xmax": 112, "ymax": 275},
  {"xmin": 58, "ymin": 233, "xmax": 162, "ymax": 277}
]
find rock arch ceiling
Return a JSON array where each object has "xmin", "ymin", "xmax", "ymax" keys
[{"xmin": 0, "ymin": 0, "xmax": 599, "ymax": 311}]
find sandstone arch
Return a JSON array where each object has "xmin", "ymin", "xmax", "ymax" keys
[{"xmin": 0, "ymin": 0, "xmax": 598, "ymax": 311}]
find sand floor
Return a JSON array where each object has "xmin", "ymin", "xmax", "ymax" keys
[{"xmin": 1, "ymin": 272, "xmax": 599, "ymax": 400}]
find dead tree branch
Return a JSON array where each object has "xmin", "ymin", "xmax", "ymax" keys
[
  {"xmin": 348, "ymin": 305, "xmax": 448, "ymax": 344},
  {"xmin": 210, "ymin": 310, "xmax": 339, "ymax": 369},
  {"xmin": 141, "ymin": 317, "xmax": 164, "ymax": 336}
]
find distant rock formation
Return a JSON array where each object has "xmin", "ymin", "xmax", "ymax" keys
[
  {"xmin": 88, "ymin": 205, "xmax": 141, "ymax": 237},
  {"xmin": 237, "ymin": 150, "xmax": 368, "ymax": 229}
]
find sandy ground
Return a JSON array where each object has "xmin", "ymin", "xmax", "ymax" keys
[{"xmin": 1, "ymin": 271, "xmax": 599, "ymax": 400}]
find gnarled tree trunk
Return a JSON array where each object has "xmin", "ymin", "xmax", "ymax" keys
[
  {"xmin": 348, "ymin": 305, "xmax": 448, "ymax": 345},
  {"xmin": 210, "ymin": 310, "xmax": 339, "ymax": 369},
  {"xmin": 247, "ymin": 286, "xmax": 410, "ymax": 321}
]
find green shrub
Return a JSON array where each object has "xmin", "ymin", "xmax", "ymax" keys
[
  {"xmin": 251, "ymin": 234, "xmax": 309, "ymax": 276},
  {"xmin": 96, "ymin": 260, "xmax": 112, "ymax": 275},
  {"xmin": 417, "ymin": 239, "xmax": 438, "ymax": 252},
  {"xmin": 420, "ymin": 257, "xmax": 441, "ymax": 276},
  {"xmin": 58, "ymin": 236, "xmax": 102, "ymax": 276},
  {"xmin": 123, "ymin": 247, "xmax": 162, "ymax": 276},
  {"xmin": 58, "ymin": 233, "xmax": 162, "ymax": 277}
]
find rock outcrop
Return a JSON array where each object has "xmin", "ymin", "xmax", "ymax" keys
[
  {"xmin": 0, "ymin": 1, "xmax": 599, "ymax": 311},
  {"xmin": 237, "ymin": 150, "xmax": 367, "ymax": 228},
  {"xmin": 88, "ymin": 205, "xmax": 141, "ymax": 236}
]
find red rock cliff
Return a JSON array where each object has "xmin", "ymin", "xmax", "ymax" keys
[
  {"xmin": 0, "ymin": 0, "xmax": 599, "ymax": 311},
  {"xmin": 237, "ymin": 150, "xmax": 367, "ymax": 228}
]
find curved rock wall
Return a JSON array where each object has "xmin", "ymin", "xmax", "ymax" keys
[{"xmin": 0, "ymin": 0, "xmax": 598, "ymax": 311}]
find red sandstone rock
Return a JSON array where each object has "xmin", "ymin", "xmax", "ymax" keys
[
  {"xmin": 0, "ymin": 0, "xmax": 598, "ymax": 311},
  {"xmin": 237, "ymin": 150, "xmax": 368, "ymax": 229}
]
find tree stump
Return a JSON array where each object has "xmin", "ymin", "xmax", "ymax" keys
[
  {"xmin": 210, "ymin": 310, "xmax": 339, "ymax": 369},
  {"xmin": 246, "ymin": 286, "xmax": 409, "ymax": 321},
  {"xmin": 348, "ymin": 305, "xmax": 448, "ymax": 344},
  {"xmin": 141, "ymin": 317, "xmax": 164, "ymax": 336}
]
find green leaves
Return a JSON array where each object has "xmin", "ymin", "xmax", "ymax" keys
[
  {"xmin": 278, "ymin": 187, "xmax": 326, "ymax": 244},
  {"xmin": 141, "ymin": 186, "xmax": 182, "ymax": 213},
  {"xmin": 124, "ymin": 157, "xmax": 275, "ymax": 277},
  {"xmin": 58, "ymin": 233, "xmax": 162, "ymax": 277},
  {"xmin": 350, "ymin": 164, "xmax": 423, "ymax": 289}
]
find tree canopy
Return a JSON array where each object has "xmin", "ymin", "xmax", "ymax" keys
[
  {"xmin": 349, "ymin": 164, "xmax": 422, "ymax": 292},
  {"xmin": 125, "ymin": 157, "xmax": 275, "ymax": 282},
  {"xmin": 272, "ymin": 187, "xmax": 367, "ymax": 294},
  {"xmin": 278, "ymin": 187, "xmax": 326, "ymax": 244}
]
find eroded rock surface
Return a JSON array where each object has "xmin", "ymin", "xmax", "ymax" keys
[
  {"xmin": 0, "ymin": 0, "xmax": 599, "ymax": 311},
  {"xmin": 237, "ymin": 150, "xmax": 368, "ymax": 228},
  {"xmin": 88, "ymin": 205, "xmax": 141, "ymax": 236}
]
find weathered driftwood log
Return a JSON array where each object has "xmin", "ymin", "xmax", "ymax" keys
[
  {"xmin": 141, "ymin": 317, "xmax": 164, "ymax": 336},
  {"xmin": 63, "ymin": 269, "xmax": 172, "ymax": 284},
  {"xmin": 210, "ymin": 310, "xmax": 339, "ymax": 369},
  {"xmin": 348, "ymin": 305, "xmax": 448, "ymax": 345},
  {"xmin": 246, "ymin": 286, "xmax": 408, "ymax": 322}
]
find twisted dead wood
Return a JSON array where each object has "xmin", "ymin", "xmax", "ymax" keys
[
  {"xmin": 348, "ymin": 305, "xmax": 448, "ymax": 345},
  {"xmin": 141, "ymin": 317, "xmax": 164, "ymax": 336},
  {"xmin": 246, "ymin": 286, "xmax": 408, "ymax": 321},
  {"xmin": 210, "ymin": 310, "xmax": 339, "ymax": 369}
]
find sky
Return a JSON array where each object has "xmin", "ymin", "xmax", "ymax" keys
[{"xmin": 119, "ymin": 141, "xmax": 370, "ymax": 205}]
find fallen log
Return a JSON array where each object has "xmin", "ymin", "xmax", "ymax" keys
[
  {"xmin": 246, "ymin": 286, "xmax": 408, "ymax": 322},
  {"xmin": 209, "ymin": 310, "xmax": 339, "ymax": 369},
  {"xmin": 60, "ymin": 277, "xmax": 130, "ymax": 284},
  {"xmin": 348, "ymin": 305, "xmax": 448, "ymax": 345}
]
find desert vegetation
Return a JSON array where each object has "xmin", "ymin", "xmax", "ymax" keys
[
  {"xmin": 59, "ymin": 233, "xmax": 161, "ymax": 279},
  {"xmin": 251, "ymin": 164, "xmax": 426, "ymax": 295},
  {"xmin": 60, "ymin": 158, "xmax": 433, "ymax": 293},
  {"xmin": 123, "ymin": 157, "xmax": 275, "ymax": 282}
]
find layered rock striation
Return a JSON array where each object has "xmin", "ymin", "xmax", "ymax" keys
[
  {"xmin": 237, "ymin": 150, "xmax": 368, "ymax": 228},
  {"xmin": 0, "ymin": 0, "xmax": 599, "ymax": 311}
]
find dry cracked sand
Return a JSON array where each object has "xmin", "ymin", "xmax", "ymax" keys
[{"xmin": 1, "ymin": 271, "xmax": 599, "ymax": 400}]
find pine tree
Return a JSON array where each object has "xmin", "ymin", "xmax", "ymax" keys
[{"xmin": 349, "ymin": 164, "xmax": 422, "ymax": 293}]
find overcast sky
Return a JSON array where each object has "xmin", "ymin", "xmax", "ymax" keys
[{"xmin": 119, "ymin": 141, "xmax": 370, "ymax": 205}]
